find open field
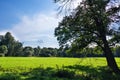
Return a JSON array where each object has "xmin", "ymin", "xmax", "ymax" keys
[{"xmin": 0, "ymin": 57, "xmax": 120, "ymax": 80}]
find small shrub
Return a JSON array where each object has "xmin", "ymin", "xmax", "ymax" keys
[
  {"xmin": 0, "ymin": 73, "xmax": 20, "ymax": 80},
  {"xmin": 0, "ymin": 54, "xmax": 5, "ymax": 57},
  {"xmin": 53, "ymin": 69, "xmax": 75, "ymax": 78}
]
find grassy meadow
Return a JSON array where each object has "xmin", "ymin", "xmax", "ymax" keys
[{"xmin": 0, "ymin": 57, "xmax": 120, "ymax": 80}]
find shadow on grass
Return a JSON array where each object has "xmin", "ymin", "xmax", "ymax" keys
[
  {"xmin": 64, "ymin": 65, "xmax": 120, "ymax": 80},
  {"xmin": 0, "ymin": 65, "xmax": 120, "ymax": 80}
]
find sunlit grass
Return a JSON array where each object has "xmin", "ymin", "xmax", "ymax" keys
[
  {"xmin": 0, "ymin": 57, "xmax": 119, "ymax": 69},
  {"xmin": 0, "ymin": 57, "xmax": 120, "ymax": 80}
]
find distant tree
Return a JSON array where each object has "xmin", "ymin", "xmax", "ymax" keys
[
  {"xmin": 34, "ymin": 46, "xmax": 41, "ymax": 56},
  {"xmin": 54, "ymin": 0, "xmax": 120, "ymax": 73},
  {"xmin": 59, "ymin": 46, "xmax": 70, "ymax": 57},
  {"xmin": 40, "ymin": 47, "xmax": 53, "ymax": 57},
  {"xmin": 1, "ymin": 32, "xmax": 15, "ymax": 56},
  {"xmin": 92, "ymin": 46, "xmax": 103, "ymax": 57},
  {"xmin": 0, "ymin": 35, "xmax": 4, "ymax": 45},
  {"xmin": 13, "ymin": 41, "xmax": 23, "ymax": 56},
  {"xmin": 115, "ymin": 46, "xmax": 120, "ymax": 57},
  {"xmin": 23, "ymin": 46, "xmax": 34, "ymax": 57},
  {"xmin": 47, "ymin": 48, "xmax": 58, "ymax": 56},
  {"xmin": 0, "ymin": 45, "xmax": 8, "ymax": 56},
  {"xmin": 40, "ymin": 47, "xmax": 58, "ymax": 57}
]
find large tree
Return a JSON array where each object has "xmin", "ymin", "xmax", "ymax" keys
[
  {"xmin": 1, "ymin": 32, "xmax": 15, "ymax": 56},
  {"xmin": 54, "ymin": 0, "xmax": 120, "ymax": 73},
  {"xmin": 0, "ymin": 32, "xmax": 23, "ymax": 56}
]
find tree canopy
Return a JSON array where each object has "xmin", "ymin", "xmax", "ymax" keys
[
  {"xmin": 0, "ymin": 45, "xmax": 7, "ymax": 56},
  {"xmin": 55, "ymin": 0, "xmax": 120, "ymax": 49}
]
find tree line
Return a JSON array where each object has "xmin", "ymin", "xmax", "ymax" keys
[{"xmin": 0, "ymin": 32, "xmax": 120, "ymax": 57}]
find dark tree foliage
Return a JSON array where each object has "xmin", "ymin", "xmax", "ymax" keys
[
  {"xmin": 34, "ymin": 46, "xmax": 41, "ymax": 56},
  {"xmin": 0, "ymin": 32, "xmax": 106, "ymax": 57},
  {"xmin": 23, "ymin": 46, "xmax": 34, "ymax": 57},
  {"xmin": 115, "ymin": 46, "xmax": 120, "ymax": 57},
  {"xmin": 1, "ymin": 32, "xmax": 15, "ymax": 56},
  {"xmin": 54, "ymin": 0, "xmax": 120, "ymax": 73},
  {"xmin": 40, "ymin": 47, "xmax": 58, "ymax": 57},
  {"xmin": 0, "ymin": 45, "xmax": 7, "ymax": 56},
  {"xmin": 0, "ymin": 32, "xmax": 23, "ymax": 56},
  {"xmin": 13, "ymin": 41, "xmax": 23, "ymax": 56}
]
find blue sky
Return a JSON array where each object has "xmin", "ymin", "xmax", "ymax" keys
[
  {"xmin": 0, "ymin": 0, "xmax": 61, "ymax": 48},
  {"xmin": 0, "ymin": 0, "xmax": 55, "ymax": 29},
  {"xmin": 0, "ymin": 0, "xmax": 119, "ymax": 48}
]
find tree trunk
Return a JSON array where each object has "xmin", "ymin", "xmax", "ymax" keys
[{"xmin": 102, "ymin": 36, "xmax": 120, "ymax": 74}]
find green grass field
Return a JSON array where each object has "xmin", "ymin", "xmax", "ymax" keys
[{"xmin": 0, "ymin": 57, "xmax": 120, "ymax": 80}]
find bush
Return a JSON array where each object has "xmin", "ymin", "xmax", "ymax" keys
[
  {"xmin": 53, "ymin": 69, "xmax": 75, "ymax": 78},
  {"xmin": 0, "ymin": 54, "xmax": 5, "ymax": 57},
  {"xmin": 0, "ymin": 73, "xmax": 20, "ymax": 80}
]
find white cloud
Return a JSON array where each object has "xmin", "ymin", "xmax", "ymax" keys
[
  {"xmin": 0, "ymin": 30, "xmax": 9, "ymax": 35},
  {"xmin": 0, "ymin": 0, "xmax": 83, "ymax": 48},
  {"xmin": 0, "ymin": 12, "xmax": 62, "ymax": 48}
]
